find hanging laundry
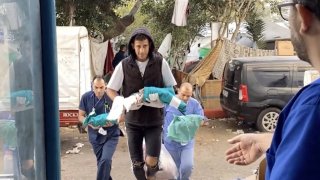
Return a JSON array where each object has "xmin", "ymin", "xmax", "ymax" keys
[
  {"xmin": 90, "ymin": 40, "xmax": 108, "ymax": 76},
  {"xmin": 158, "ymin": 33, "xmax": 172, "ymax": 58},
  {"xmin": 171, "ymin": 0, "xmax": 189, "ymax": 26}
]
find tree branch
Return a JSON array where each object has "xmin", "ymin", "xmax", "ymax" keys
[{"xmin": 100, "ymin": 0, "xmax": 144, "ymax": 42}]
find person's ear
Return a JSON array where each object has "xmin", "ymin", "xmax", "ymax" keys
[{"xmin": 296, "ymin": 4, "xmax": 313, "ymax": 33}]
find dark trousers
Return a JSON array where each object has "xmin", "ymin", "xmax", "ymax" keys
[
  {"xmin": 15, "ymin": 109, "xmax": 35, "ymax": 179},
  {"xmin": 90, "ymin": 134, "xmax": 119, "ymax": 180},
  {"xmin": 126, "ymin": 123, "xmax": 162, "ymax": 180}
]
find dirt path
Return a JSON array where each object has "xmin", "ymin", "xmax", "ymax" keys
[{"xmin": 61, "ymin": 119, "xmax": 263, "ymax": 180}]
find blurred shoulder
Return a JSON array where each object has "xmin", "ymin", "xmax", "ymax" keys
[
  {"xmin": 296, "ymin": 79, "xmax": 320, "ymax": 106},
  {"xmin": 82, "ymin": 91, "xmax": 93, "ymax": 98},
  {"xmin": 189, "ymin": 97, "xmax": 200, "ymax": 104}
]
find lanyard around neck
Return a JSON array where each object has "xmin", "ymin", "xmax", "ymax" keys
[
  {"xmin": 92, "ymin": 94, "xmax": 106, "ymax": 113},
  {"xmin": 93, "ymin": 93, "xmax": 104, "ymax": 108}
]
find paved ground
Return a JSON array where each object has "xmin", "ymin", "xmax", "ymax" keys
[{"xmin": 61, "ymin": 119, "xmax": 264, "ymax": 180}]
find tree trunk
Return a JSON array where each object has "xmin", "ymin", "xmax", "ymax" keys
[
  {"xmin": 218, "ymin": 21, "xmax": 229, "ymax": 40},
  {"xmin": 101, "ymin": 0, "xmax": 143, "ymax": 42},
  {"xmin": 129, "ymin": 0, "xmax": 143, "ymax": 16},
  {"xmin": 230, "ymin": 0, "xmax": 254, "ymax": 41},
  {"xmin": 231, "ymin": 19, "xmax": 241, "ymax": 42},
  {"xmin": 218, "ymin": 0, "xmax": 233, "ymax": 39},
  {"xmin": 68, "ymin": 1, "xmax": 76, "ymax": 26}
]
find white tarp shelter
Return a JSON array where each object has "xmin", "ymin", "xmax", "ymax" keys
[{"xmin": 56, "ymin": 26, "xmax": 92, "ymax": 110}]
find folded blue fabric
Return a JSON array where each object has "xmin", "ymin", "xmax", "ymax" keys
[
  {"xmin": 83, "ymin": 113, "xmax": 118, "ymax": 127},
  {"xmin": 143, "ymin": 86, "xmax": 186, "ymax": 112},
  {"xmin": 10, "ymin": 90, "xmax": 33, "ymax": 106},
  {"xmin": 167, "ymin": 114, "xmax": 203, "ymax": 144}
]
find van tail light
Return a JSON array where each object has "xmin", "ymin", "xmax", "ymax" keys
[
  {"xmin": 221, "ymin": 77, "xmax": 225, "ymax": 88},
  {"xmin": 239, "ymin": 84, "xmax": 249, "ymax": 102}
]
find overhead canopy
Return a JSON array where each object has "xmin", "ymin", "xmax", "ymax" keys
[{"xmin": 186, "ymin": 40, "xmax": 223, "ymax": 86}]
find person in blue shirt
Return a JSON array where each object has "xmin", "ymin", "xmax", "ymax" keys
[
  {"xmin": 163, "ymin": 82, "xmax": 204, "ymax": 180},
  {"xmin": 225, "ymin": 0, "xmax": 320, "ymax": 179},
  {"xmin": 78, "ymin": 75, "xmax": 120, "ymax": 180}
]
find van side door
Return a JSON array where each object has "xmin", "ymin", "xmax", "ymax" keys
[
  {"xmin": 292, "ymin": 65, "xmax": 314, "ymax": 94},
  {"xmin": 246, "ymin": 64, "xmax": 293, "ymax": 105},
  {"xmin": 220, "ymin": 61, "xmax": 242, "ymax": 111}
]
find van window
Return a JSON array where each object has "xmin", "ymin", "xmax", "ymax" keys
[
  {"xmin": 223, "ymin": 62, "xmax": 234, "ymax": 85},
  {"xmin": 223, "ymin": 61, "xmax": 241, "ymax": 88},
  {"xmin": 294, "ymin": 67, "xmax": 313, "ymax": 87},
  {"xmin": 248, "ymin": 67, "xmax": 290, "ymax": 88}
]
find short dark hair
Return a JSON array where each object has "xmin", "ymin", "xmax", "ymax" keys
[
  {"xmin": 297, "ymin": 0, "xmax": 320, "ymax": 20},
  {"xmin": 120, "ymin": 44, "xmax": 126, "ymax": 50},
  {"xmin": 92, "ymin": 75, "xmax": 104, "ymax": 82},
  {"xmin": 133, "ymin": 34, "xmax": 150, "ymax": 42}
]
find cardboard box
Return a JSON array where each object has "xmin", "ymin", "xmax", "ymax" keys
[
  {"xmin": 275, "ymin": 40, "xmax": 295, "ymax": 56},
  {"xmin": 201, "ymin": 80, "xmax": 221, "ymax": 96},
  {"xmin": 201, "ymin": 80, "xmax": 222, "ymax": 109},
  {"xmin": 201, "ymin": 98, "xmax": 220, "ymax": 109}
]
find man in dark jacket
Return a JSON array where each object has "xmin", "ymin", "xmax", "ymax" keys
[
  {"xmin": 112, "ymin": 44, "xmax": 127, "ymax": 69},
  {"xmin": 107, "ymin": 27, "xmax": 176, "ymax": 180}
]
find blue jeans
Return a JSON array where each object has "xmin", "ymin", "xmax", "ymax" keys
[
  {"xmin": 164, "ymin": 143, "xmax": 194, "ymax": 180},
  {"xmin": 90, "ymin": 128, "xmax": 119, "ymax": 180}
]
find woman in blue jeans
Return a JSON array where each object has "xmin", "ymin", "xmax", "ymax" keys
[{"xmin": 163, "ymin": 82, "xmax": 204, "ymax": 180}]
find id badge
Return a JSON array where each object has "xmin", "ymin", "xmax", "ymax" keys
[{"xmin": 98, "ymin": 127, "xmax": 107, "ymax": 135}]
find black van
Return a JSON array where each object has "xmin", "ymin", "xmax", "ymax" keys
[{"xmin": 220, "ymin": 56, "xmax": 313, "ymax": 132}]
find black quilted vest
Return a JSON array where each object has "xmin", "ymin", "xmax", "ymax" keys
[{"xmin": 122, "ymin": 53, "xmax": 164, "ymax": 126}]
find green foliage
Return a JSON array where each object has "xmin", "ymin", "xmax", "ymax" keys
[
  {"xmin": 115, "ymin": 0, "xmax": 148, "ymax": 46},
  {"xmin": 140, "ymin": 0, "xmax": 210, "ymax": 58},
  {"xmin": 54, "ymin": 0, "xmax": 279, "ymax": 51},
  {"xmin": 266, "ymin": 0, "xmax": 281, "ymax": 15},
  {"xmin": 245, "ymin": 12, "xmax": 266, "ymax": 49},
  {"xmin": 262, "ymin": 0, "xmax": 283, "ymax": 21},
  {"xmin": 55, "ymin": 0, "xmax": 126, "ymax": 37}
]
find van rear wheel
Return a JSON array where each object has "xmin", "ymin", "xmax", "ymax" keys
[{"xmin": 256, "ymin": 107, "xmax": 280, "ymax": 132}]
